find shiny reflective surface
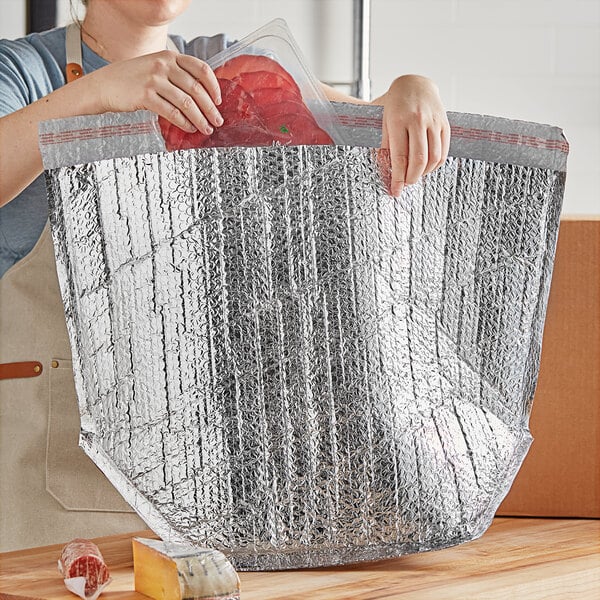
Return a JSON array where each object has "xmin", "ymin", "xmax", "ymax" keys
[{"xmin": 47, "ymin": 145, "xmax": 564, "ymax": 570}]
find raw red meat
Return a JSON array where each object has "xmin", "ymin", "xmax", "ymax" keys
[
  {"xmin": 250, "ymin": 86, "xmax": 303, "ymax": 106},
  {"xmin": 263, "ymin": 112, "xmax": 334, "ymax": 145},
  {"xmin": 217, "ymin": 78, "xmax": 264, "ymax": 127},
  {"xmin": 213, "ymin": 54, "xmax": 300, "ymax": 94},
  {"xmin": 232, "ymin": 71, "xmax": 302, "ymax": 99},
  {"xmin": 161, "ymin": 78, "xmax": 264, "ymax": 150},
  {"xmin": 159, "ymin": 54, "xmax": 332, "ymax": 151},
  {"xmin": 204, "ymin": 122, "xmax": 280, "ymax": 147},
  {"xmin": 59, "ymin": 538, "xmax": 110, "ymax": 597}
]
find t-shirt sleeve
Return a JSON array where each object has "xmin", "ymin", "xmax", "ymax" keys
[
  {"xmin": 184, "ymin": 33, "xmax": 235, "ymax": 61},
  {"xmin": 0, "ymin": 39, "xmax": 54, "ymax": 117}
]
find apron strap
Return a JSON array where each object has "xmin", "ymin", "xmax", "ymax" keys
[
  {"xmin": 0, "ymin": 361, "xmax": 43, "ymax": 380},
  {"xmin": 65, "ymin": 21, "xmax": 179, "ymax": 83},
  {"xmin": 65, "ymin": 22, "xmax": 83, "ymax": 82}
]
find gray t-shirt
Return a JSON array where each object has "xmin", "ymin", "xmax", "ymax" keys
[{"xmin": 0, "ymin": 26, "xmax": 231, "ymax": 278}]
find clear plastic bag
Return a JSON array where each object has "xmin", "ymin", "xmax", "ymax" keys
[{"xmin": 160, "ymin": 19, "xmax": 346, "ymax": 150}]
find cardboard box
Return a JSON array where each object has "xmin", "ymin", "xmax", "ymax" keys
[{"xmin": 497, "ymin": 217, "xmax": 600, "ymax": 517}]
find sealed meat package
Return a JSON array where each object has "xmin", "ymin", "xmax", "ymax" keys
[{"xmin": 160, "ymin": 19, "xmax": 344, "ymax": 150}]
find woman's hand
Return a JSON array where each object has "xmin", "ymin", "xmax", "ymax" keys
[
  {"xmin": 87, "ymin": 50, "xmax": 223, "ymax": 135},
  {"xmin": 374, "ymin": 75, "xmax": 450, "ymax": 196}
]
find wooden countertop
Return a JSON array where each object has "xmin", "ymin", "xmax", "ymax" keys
[{"xmin": 1, "ymin": 518, "xmax": 599, "ymax": 599}]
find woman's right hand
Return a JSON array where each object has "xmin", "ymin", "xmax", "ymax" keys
[{"xmin": 88, "ymin": 50, "xmax": 223, "ymax": 135}]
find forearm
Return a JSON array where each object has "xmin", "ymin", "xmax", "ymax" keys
[
  {"xmin": 0, "ymin": 76, "xmax": 103, "ymax": 207},
  {"xmin": 321, "ymin": 83, "xmax": 369, "ymax": 106},
  {"xmin": 322, "ymin": 75, "xmax": 439, "ymax": 107},
  {"xmin": 0, "ymin": 50, "xmax": 225, "ymax": 208}
]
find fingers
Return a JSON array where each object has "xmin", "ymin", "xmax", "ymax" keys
[
  {"xmin": 149, "ymin": 51, "xmax": 223, "ymax": 134},
  {"xmin": 174, "ymin": 54, "xmax": 223, "ymax": 128},
  {"xmin": 426, "ymin": 125, "xmax": 442, "ymax": 174},
  {"xmin": 428, "ymin": 114, "xmax": 451, "ymax": 172},
  {"xmin": 384, "ymin": 123, "xmax": 408, "ymax": 197},
  {"xmin": 386, "ymin": 117, "xmax": 450, "ymax": 196},
  {"xmin": 148, "ymin": 92, "xmax": 198, "ymax": 133},
  {"xmin": 439, "ymin": 119, "xmax": 451, "ymax": 169},
  {"xmin": 156, "ymin": 74, "xmax": 221, "ymax": 135},
  {"xmin": 176, "ymin": 54, "xmax": 222, "ymax": 106},
  {"xmin": 406, "ymin": 126, "xmax": 428, "ymax": 185}
]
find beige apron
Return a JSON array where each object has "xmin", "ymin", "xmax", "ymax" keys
[
  {"xmin": 0, "ymin": 224, "xmax": 147, "ymax": 551},
  {"xmin": 0, "ymin": 23, "xmax": 151, "ymax": 551}
]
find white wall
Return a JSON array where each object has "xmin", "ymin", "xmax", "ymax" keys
[{"xmin": 1, "ymin": 0, "xmax": 598, "ymax": 214}]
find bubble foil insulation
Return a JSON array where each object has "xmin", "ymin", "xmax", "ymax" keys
[{"xmin": 44, "ymin": 113, "xmax": 567, "ymax": 570}]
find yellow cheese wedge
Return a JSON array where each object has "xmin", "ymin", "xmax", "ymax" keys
[{"xmin": 132, "ymin": 537, "xmax": 240, "ymax": 600}]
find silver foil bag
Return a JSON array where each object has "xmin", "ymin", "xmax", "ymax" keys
[{"xmin": 42, "ymin": 107, "xmax": 567, "ymax": 570}]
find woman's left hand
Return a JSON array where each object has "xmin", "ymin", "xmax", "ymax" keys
[{"xmin": 373, "ymin": 75, "xmax": 450, "ymax": 196}]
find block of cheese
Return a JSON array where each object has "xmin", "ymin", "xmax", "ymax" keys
[{"xmin": 132, "ymin": 537, "xmax": 240, "ymax": 600}]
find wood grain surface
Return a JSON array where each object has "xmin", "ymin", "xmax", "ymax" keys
[{"xmin": 1, "ymin": 518, "xmax": 599, "ymax": 599}]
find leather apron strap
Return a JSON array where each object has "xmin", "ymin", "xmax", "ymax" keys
[
  {"xmin": 65, "ymin": 22, "xmax": 84, "ymax": 82},
  {"xmin": 0, "ymin": 361, "xmax": 43, "ymax": 379},
  {"xmin": 0, "ymin": 23, "xmax": 84, "ymax": 379}
]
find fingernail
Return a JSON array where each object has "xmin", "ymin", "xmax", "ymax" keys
[
  {"xmin": 205, "ymin": 126, "xmax": 214, "ymax": 135},
  {"xmin": 215, "ymin": 115, "xmax": 223, "ymax": 126},
  {"xmin": 216, "ymin": 95, "xmax": 222, "ymax": 105},
  {"xmin": 187, "ymin": 125, "xmax": 197, "ymax": 133}
]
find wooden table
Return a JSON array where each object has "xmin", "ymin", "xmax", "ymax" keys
[{"xmin": 1, "ymin": 518, "xmax": 599, "ymax": 599}]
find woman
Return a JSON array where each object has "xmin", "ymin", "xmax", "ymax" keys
[{"xmin": 0, "ymin": 0, "xmax": 450, "ymax": 551}]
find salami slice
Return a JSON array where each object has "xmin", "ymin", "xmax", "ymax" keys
[{"xmin": 59, "ymin": 539, "xmax": 110, "ymax": 600}]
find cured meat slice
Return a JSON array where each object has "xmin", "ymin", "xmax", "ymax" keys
[
  {"xmin": 213, "ymin": 54, "xmax": 300, "ymax": 94},
  {"xmin": 259, "ymin": 98, "xmax": 315, "ymax": 122},
  {"xmin": 58, "ymin": 538, "xmax": 110, "ymax": 600},
  {"xmin": 218, "ymin": 78, "xmax": 263, "ymax": 124},
  {"xmin": 232, "ymin": 71, "xmax": 302, "ymax": 100},
  {"xmin": 258, "ymin": 100, "xmax": 330, "ymax": 143},
  {"xmin": 264, "ymin": 112, "xmax": 334, "ymax": 145},
  {"xmin": 204, "ymin": 123, "xmax": 276, "ymax": 148},
  {"xmin": 250, "ymin": 86, "xmax": 303, "ymax": 106}
]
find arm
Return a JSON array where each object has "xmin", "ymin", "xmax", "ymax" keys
[
  {"xmin": 0, "ymin": 50, "xmax": 223, "ymax": 207},
  {"xmin": 1, "ymin": 78, "xmax": 98, "ymax": 207},
  {"xmin": 322, "ymin": 74, "xmax": 450, "ymax": 197}
]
